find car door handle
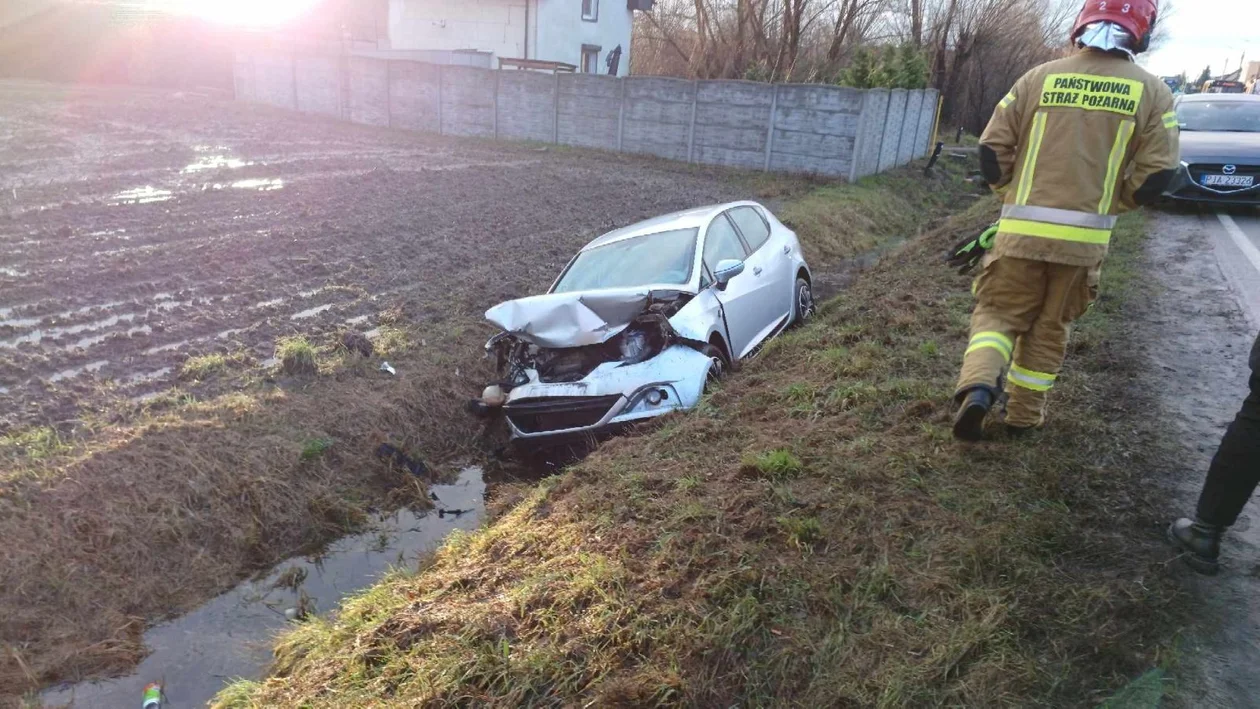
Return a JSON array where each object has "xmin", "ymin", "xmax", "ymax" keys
[
  {"xmin": 753, "ymin": 266, "xmax": 763, "ymax": 276},
  {"xmin": 782, "ymin": 244, "xmax": 791, "ymax": 255}
]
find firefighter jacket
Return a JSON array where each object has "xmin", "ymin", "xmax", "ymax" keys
[{"xmin": 979, "ymin": 48, "xmax": 1180, "ymax": 268}]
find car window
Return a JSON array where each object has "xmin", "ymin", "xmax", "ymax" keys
[
  {"xmin": 727, "ymin": 206, "xmax": 771, "ymax": 252},
  {"xmin": 703, "ymin": 214, "xmax": 748, "ymax": 271},
  {"xmin": 552, "ymin": 228, "xmax": 698, "ymax": 293},
  {"xmin": 1177, "ymin": 101, "xmax": 1260, "ymax": 132}
]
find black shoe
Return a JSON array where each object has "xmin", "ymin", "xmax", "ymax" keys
[
  {"xmin": 1167, "ymin": 517, "xmax": 1223, "ymax": 575},
  {"xmin": 952, "ymin": 387, "xmax": 995, "ymax": 442}
]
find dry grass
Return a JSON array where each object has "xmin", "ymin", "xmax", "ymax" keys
[{"xmin": 215, "ymin": 207, "xmax": 1186, "ymax": 707}]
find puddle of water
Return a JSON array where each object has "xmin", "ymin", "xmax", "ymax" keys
[
  {"xmin": 345, "ymin": 315, "xmax": 370, "ymax": 326},
  {"xmin": 364, "ymin": 327, "xmax": 383, "ymax": 339},
  {"xmin": 0, "ymin": 316, "xmax": 41, "ymax": 329},
  {"xmin": 110, "ymin": 186, "xmax": 173, "ymax": 205},
  {"xmin": 215, "ymin": 328, "xmax": 245, "ymax": 339},
  {"xmin": 181, "ymin": 156, "xmax": 252, "ymax": 174},
  {"xmin": 70, "ymin": 324, "xmax": 151, "ymax": 352},
  {"xmin": 120, "ymin": 367, "xmax": 172, "ymax": 386},
  {"xmin": 298, "ymin": 287, "xmax": 324, "ymax": 298},
  {"xmin": 231, "ymin": 178, "xmax": 283, "ymax": 191},
  {"xmin": 252, "ymin": 298, "xmax": 285, "ymax": 310},
  {"xmin": 0, "ymin": 266, "xmax": 28, "ymax": 278},
  {"xmin": 290, "ymin": 304, "xmax": 332, "ymax": 320},
  {"xmin": 42, "ymin": 467, "xmax": 485, "ymax": 708},
  {"xmin": 143, "ymin": 340, "xmax": 190, "ymax": 355},
  {"xmin": 48, "ymin": 360, "xmax": 108, "ymax": 383},
  {"xmin": 260, "ymin": 356, "xmax": 279, "ymax": 368}
]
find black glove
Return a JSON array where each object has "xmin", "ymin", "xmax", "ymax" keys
[{"xmin": 945, "ymin": 223, "xmax": 998, "ymax": 275}]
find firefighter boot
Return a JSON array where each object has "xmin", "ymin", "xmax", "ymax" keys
[
  {"xmin": 1167, "ymin": 518, "xmax": 1224, "ymax": 575},
  {"xmin": 953, "ymin": 386, "xmax": 996, "ymax": 442}
]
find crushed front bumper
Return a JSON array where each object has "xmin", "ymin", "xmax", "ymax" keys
[{"xmin": 501, "ymin": 345, "xmax": 712, "ymax": 442}]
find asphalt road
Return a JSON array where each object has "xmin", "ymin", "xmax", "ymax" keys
[
  {"xmin": 1147, "ymin": 204, "xmax": 1260, "ymax": 707},
  {"xmin": 1210, "ymin": 208, "xmax": 1260, "ymax": 328}
]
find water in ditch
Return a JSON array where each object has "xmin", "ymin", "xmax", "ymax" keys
[{"xmin": 42, "ymin": 466, "xmax": 486, "ymax": 708}]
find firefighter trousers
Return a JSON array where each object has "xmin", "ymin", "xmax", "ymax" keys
[{"xmin": 955, "ymin": 256, "xmax": 1098, "ymax": 429}]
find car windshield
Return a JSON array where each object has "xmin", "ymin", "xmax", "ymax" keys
[
  {"xmin": 552, "ymin": 228, "xmax": 698, "ymax": 293},
  {"xmin": 1178, "ymin": 101, "xmax": 1260, "ymax": 132}
]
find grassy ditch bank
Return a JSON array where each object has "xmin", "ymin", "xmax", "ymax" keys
[
  {"xmin": 217, "ymin": 209, "xmax": 1186, "ymax": 707},
  {"xmin": 0, "ymin": 159, "xmax": 974, "ymax": 703}
]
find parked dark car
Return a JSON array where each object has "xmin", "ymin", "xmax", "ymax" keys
[{"xmin": 1164, "ymin": 93, "xmax": 1260, "ymax": 206}]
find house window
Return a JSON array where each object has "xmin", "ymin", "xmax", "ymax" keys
[
  {"xmin": 581, "ymin": 45, "xmax": 600, "ymax": 74},
  {"xmin": 582, "ymin": 0, "xmax": 598, "ymax": 22}
]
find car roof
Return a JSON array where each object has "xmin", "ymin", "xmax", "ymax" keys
[
  {"xmin": 1179, "ymin": 93, "xmax": 1260, "ymax": 103},
  {"xmin": 583, "ymin": 201, "xmax": 761, "ymax": 251}
]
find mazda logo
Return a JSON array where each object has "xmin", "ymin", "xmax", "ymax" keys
[{"xmin": 1224, "ymin": 165, "xmax": 1238, "ymax": 175}]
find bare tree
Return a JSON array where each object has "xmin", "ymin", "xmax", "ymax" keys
[{"xmin": 632, "ymin": 0, "xmax": 1091, "ymax": 129}]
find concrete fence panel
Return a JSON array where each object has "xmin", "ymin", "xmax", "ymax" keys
[
  {"xmin": 768, "ymin": 84, "xmax": 862, "ymax": 176},
  {"xmin": 622, "ymin": 76, "xmax": 693, "ymax": 161},
  {"xmin": 294, "ymin": 54, "xmax": 342, "ymax": 118},
  {"xmin": 918, "ymin": 88, "xmax": 940, "ymax": 157},
  {"xmin": 235, "ymin": 51, "xmax": 945, "ymax": 179},
  {"xmin": 252, "ymin": 52, "xmax": 296, "ymax": 110},
  {"xmin": 348, "ymin": 56, "xmax": 390, "ymax": 127},
  {"xmin": 557, "ymin": 73, "xmax": 620, "ymax": 151},
  {"xmin": 898, "ymin": 90, "xmax": 923, "ymax": 166},
  {"xmin": 496, "ymin": 70, "xmax": 557, "ymax": 143},
  {"xmin": 878, "ymin": 89, "xmax": 908, "ymax": 173},
  {"xmin": 387, "ymin": 60, "xmax": 441, "ymax": 133},
  {"xmin": 692, "ymin": 80, "xmax": 774, "ymax": 171},
  {"xmin": 232, "ymin": 52, "xmax": 254, "ymax": 102},
  {"xmin": 850, "ymin": 89, "xmax": 889, "ymax": 180},
  {"xmin": 440, "ymin": 65, "xmax": 495, "ymax": 138}
]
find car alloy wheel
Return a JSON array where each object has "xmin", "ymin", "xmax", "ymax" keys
[{"xmin": 794, "ymin": 278, "xmax": 815, "ymax": 324}]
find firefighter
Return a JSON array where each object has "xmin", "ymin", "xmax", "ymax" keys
[
  {"xmin": 1168, "ymin": 333, "xmax": 1260, "ymax": 575},
  {"xmin": 950, "ymin": 0, "xmax": 1179, "ymax": 442}
]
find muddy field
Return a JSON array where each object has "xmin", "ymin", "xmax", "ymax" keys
[{"xmin": 0, "ymin": 80, "xmax": 753, "ymax": 430}]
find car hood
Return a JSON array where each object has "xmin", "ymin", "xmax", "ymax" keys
[
  {"xmin": 1180, "ymin": 131, "xmax": 1260, "ymax": 163},
  {"xmin": 485, "ymin": 287, "xmax": 690, "ymax": 348}
]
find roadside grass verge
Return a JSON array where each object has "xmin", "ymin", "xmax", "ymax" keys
[
  {"xmin": 0, "ymin": 162, "xmax": 972, "ymax": 702},
  {"xmin": 218, "ymin": 209, "xmax": 1186, "ymax": 707}
]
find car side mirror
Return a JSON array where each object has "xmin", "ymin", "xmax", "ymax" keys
[{"xmin": 713, "ymin": 259, "xmax": 745, "ymax": 291}]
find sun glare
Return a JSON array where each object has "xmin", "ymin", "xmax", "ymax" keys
[{"xmin": 146, "ymin": 0, "xmax": 323, "ymax": 26}]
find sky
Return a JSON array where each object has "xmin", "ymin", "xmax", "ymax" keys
[{"xmin": 1141, "ymin": 0, "xmax": 1260, "ymax": 79}]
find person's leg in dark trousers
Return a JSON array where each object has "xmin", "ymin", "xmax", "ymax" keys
[{"xmin": 1169, "ymin": 333, "xmax": 1260, "ymax": 574}]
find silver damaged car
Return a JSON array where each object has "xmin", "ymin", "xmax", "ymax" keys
[{"xmin": 473, "ymin": 201, "xmax": 814, "ymax": 444}]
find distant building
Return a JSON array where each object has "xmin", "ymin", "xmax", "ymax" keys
[
  {"xmin": 381, "ymin": 0, "xmax": 652, "ymax": 75},
  {"xmin": 1245, "ymin": 61, "xmax": 1260, "ymax": 94}
]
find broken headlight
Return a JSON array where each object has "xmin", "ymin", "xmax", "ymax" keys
[{"xmin": 616, "ymin": 326, "xmax": 663, "ymax": 365}]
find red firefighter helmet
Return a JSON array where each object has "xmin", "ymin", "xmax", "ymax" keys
[{"xmin": 1072, "ymin": 0, "xmax": 1158, "ymax": 53}]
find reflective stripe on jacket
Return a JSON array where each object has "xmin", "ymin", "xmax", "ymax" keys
[{"xmin": 980, "ymin": 49, "xmax": 1179, "ymax": 267}]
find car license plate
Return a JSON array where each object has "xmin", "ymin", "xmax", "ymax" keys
[{"xmin": 1203, "ymin": 174, "xmax": 1255, "ymax": 187}]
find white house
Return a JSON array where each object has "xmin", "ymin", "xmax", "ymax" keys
[{"xmin": 384, "ymin": 0, "xmax": 648, "ymax": 75}]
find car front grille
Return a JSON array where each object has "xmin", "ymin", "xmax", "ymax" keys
[{"xmin": 505, "ymin": 395, "xmax": 623, "ymax": 434}]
